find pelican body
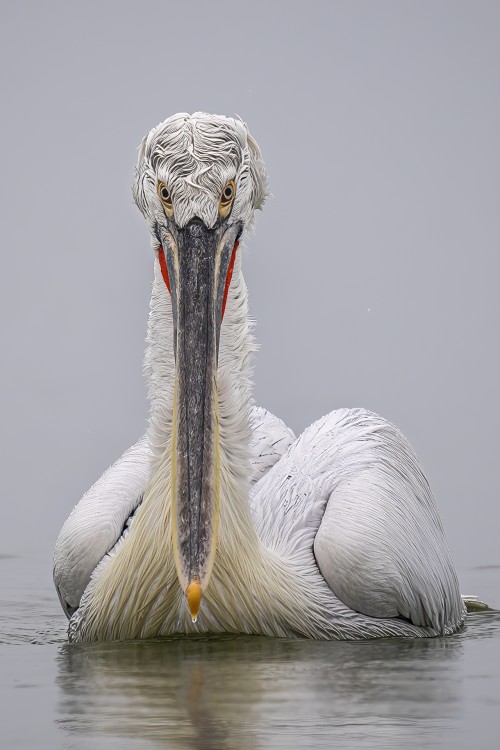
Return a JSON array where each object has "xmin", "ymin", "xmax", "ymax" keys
[{"xmin": 54, "ymin": 113, "xmax": 465, "ymax": 642}]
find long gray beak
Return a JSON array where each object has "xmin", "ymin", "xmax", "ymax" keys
[{"xmin": 161, "ymin": 218, "xmax": 241, "ymax": 621}]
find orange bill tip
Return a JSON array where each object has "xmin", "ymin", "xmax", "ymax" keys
[{"xmin": 186, "ymin": 580, "xmax": 203, "ymax": 623}]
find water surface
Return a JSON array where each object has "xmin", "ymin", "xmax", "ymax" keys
[{"xmin": 1, "ymin": 555, "xmax": 499, "ymax": 749}]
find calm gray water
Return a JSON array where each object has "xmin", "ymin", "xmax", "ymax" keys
[{"xmin": 1, "ymin": 554, "xmax": 499, "ymax": 750}]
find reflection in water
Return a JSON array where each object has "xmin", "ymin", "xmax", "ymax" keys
[
  {"xmin": 56, "ymin": 633, "xmax": 470, "ymax": 749},
  {"xmin": 2, "ymin": 556, "xmax": 498, "ymax": 749},
  {"xmin": 2, "ymin": 553, "xmax": 499, "ymax": 749}
]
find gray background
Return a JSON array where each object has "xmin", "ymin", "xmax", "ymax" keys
[{"xmin": 1, "ymin": 0, "xmax": 498, "ymax": 587}]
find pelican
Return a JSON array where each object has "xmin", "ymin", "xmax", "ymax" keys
[{"xmin": 54, "ymin": 112, "xmax": 467, "ymax": 642}]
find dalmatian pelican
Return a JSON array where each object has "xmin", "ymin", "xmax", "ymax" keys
[{"xmin": 54, "ymin": 112, "xmax": 467, "ymax": 642}]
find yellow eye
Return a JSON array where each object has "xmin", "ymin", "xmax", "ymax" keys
[
  {"xmin": 157, "ymin": 181, "xmax": 174, "ymax": 216},
  {"xmin": 219, "ymin": 180, "xmax": 236, "ymax": 218}
]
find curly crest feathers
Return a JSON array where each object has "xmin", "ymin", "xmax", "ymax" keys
[{"xmin": 133, "ymin": 112, "xmax": 268, "ymax": 236}]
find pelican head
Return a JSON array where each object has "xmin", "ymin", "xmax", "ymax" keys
[{"xmin": 132, "ymin": 113, "xmax": 267, "ymax": 620}]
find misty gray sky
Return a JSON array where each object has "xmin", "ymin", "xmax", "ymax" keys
[{"xmin": 1, "ymin": 1, "xmax": 499, "ymax": 584}]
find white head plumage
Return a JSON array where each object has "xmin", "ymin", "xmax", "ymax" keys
[{"xmin": 133, "ymin": 112, "xmax": 268, "ymax": 242}]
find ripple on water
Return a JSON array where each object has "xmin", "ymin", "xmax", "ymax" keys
[
  {"xmin": 53, "ymin": 624, "xmax": 500, "ymax": 750},
  {"xmin": 0, "ymin": 554, "xmax": 67, "ymax": 645},
  {"xmin": 2, "ymin": 556, "xmax": 500, "ymax": 749}
]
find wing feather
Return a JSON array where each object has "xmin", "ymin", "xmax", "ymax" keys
[
  {"xmin": 313, "ymin": 409, "xmax": 463, "ymax": 631},
  {"xmin": 53, "ymin": 436, "xmax": 151, "ymax": 617}
]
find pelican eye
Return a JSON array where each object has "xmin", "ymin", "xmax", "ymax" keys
[
  {"xmin": 157, "ymin": 181, "xmax": 174, "ymax": 216},
  {"xmin": 219, "ymin": 180, "xmax": 236, "ymax": 218}
]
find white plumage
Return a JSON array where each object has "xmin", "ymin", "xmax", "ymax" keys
[{"xmin": 54, "ymin": 112, "xmax": 466, "ymax": 642}]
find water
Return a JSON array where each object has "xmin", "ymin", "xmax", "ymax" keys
[{"xmin": 1, "ymin": 555, "xmax": 499, "ymax": 750}]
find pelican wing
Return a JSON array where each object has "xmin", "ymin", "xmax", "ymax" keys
[
  {"xmin": 312, "ymin": 409, "xmax": 464, "ymax": 632},
  {"xmin": 250, "ymin": 408, "xmax": 464, "ymax": 634},
  {"xmin": 53, "ymin": 436, "xmax": 151, "ymax": 618}
]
